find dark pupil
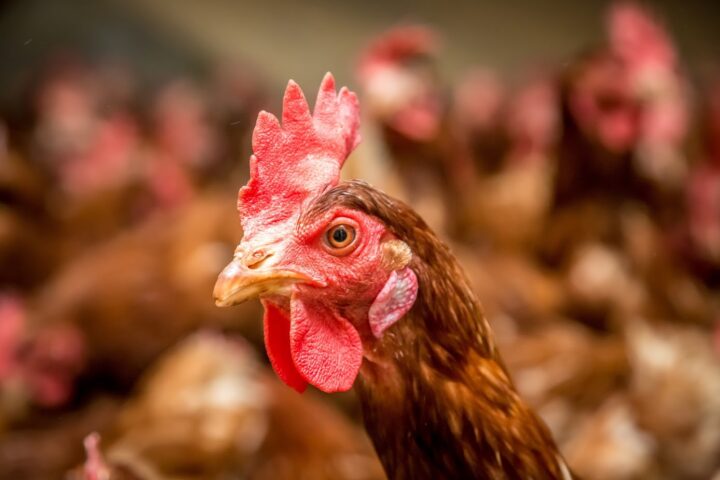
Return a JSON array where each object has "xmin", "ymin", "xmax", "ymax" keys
[{"xmin": 332, "ymin": 227, "xmax": 348, "ymax": 244}]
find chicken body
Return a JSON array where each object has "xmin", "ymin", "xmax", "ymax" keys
[{"xmin": 74, "ymin": 332, "xmax": 384, "ymax": 480}]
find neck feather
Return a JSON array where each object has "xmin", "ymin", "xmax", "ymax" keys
[
  {"xmin": 357, "ymin": 243, "xmax": 566, "ymax": 479},
  {"xmin": 307, "ymin": 180, "xmax": 567, "ymax": 479}
]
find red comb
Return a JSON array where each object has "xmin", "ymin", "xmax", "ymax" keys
[
  {"xmin": 0, "ymin": 294, "xmax": 24, "ymax": 380},
  {"xmin": 607, "ymin": 2, "xmax": 676, "ymax": 73},
  {"xmin": 238, "ymin": 73, "xmax": 360, "ymax": 237},
  {"xmin": 357, "ymin": 25, "xmax": 439, "ymax": 81}
]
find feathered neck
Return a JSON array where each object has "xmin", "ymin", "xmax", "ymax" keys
[{"xmin": 311, "ymin": 180, "xmax": 570, "ymax": 479}]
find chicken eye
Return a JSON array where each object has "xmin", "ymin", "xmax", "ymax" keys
[
  {"xmin": 327, "ymin": 225, "xmax": 355, "ymax": 248},
  {"xmin": 323, "ymin": 221, "xmax": 358, "ymax": 255}
]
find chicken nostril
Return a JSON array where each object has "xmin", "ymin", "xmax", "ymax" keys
[{"xmin": 246, "ymin": 251, "xmax": 272, "ymax": 270}]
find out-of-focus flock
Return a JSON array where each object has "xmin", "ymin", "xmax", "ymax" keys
[{"xmin": 0, "ymin": 2, "xmax": 718, "ymax": 479}]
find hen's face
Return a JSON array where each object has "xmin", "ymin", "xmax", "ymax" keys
[
  {"xmin": 357, "ymin": 25, "xmax": 443, "ymax": 141},
  {"xmin": 214, "ymin": 196, "xmax": 417, "ymax": 393},
  {"xmin": 361, "ymin": 62, "xmax": 443, "ymax": 142},
  {"xmin": 216, "ymin": 204, "xmax": 390, "ymax": 313},
  {"xmin": 213, "ymin": 75, "xmax": 418, "ymax": 394}
]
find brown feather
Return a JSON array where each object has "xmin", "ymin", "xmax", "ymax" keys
[{"xmin": 304, "ymin": 180, "xmax": 572, "ymax": 479}]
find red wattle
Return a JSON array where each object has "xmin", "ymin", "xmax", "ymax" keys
[
  {"xmin": 290, "ymin": 295, "xmax": 363, "ymax": 393},
  {"xmin": 262, "ymin": 301, "xmax": 308, "ymax": 393}
]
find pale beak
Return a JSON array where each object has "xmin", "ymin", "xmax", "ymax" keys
[{"xmin": 213, "ymin": 252, "xmax": 311, "ymax": 307}]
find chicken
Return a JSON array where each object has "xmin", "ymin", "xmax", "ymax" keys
[
  {"xmin": 563, "ymin": 395, "xmax": 655, "ymax": 480},
  {"xmin": 500, "ymin": 322, "xmax": 628, "ymax": 438},
  {"xmin": 452, "ymin": 69, "xmax": 508, "ymax": 175},
  {"xmin": 553, "ymin": 2, "xmax": 688, "ymax": 220},
  {"xmin": 446, "ymin": 68, "xmax": 561, "ymax": 250},
  {"xmin": 69, "ymin": 332, "xmax": 384, "ymax": 480},
  {"xmin": 3, "ymin": 191, "xmax": 259, "ymax": 406},
  {"xmin": 0, "ymin": 292, "xmax": 86, "ymax": 414},
  {"xmin": 562, "ymin": 320, "xmax": 720, "ymax": 480},
  {"xmin": 0, "ymin": 397, "xmax": 120, "ymax": 479},
  {"xmin": 607, "ymin": 2, "xmax": 690, "ymax": 198},
  {"xmin": 0, "ymin": 143, "xmax": 61, "ymax": 289},
  {"xmin": 16, "ymin": 58, "xmax": 256, "ymax": 260},
  {"xmin": 356, "ymin": 25, "xmax": 443, "ymax": 146},
  {"xmin": 142, "ymin": 79, "xmax": 222, "ymax": 211},
  {"xmin": 16, "ymin": 58, "xmax": 166, "ymax": 260},
  {"xmin": 213, "ymin": 74, "xmax": 573, "ymax": 478},
  {"xmin": 355, "ymin": 25, "xmax": 477, "ymax": 238},
  {"xmin": 625, "ymin": 321, "xmax": 720, "ymax": 478},
  {"xmin": 683, "ymin": 76, "xmax": 720, "ymax": 283}
]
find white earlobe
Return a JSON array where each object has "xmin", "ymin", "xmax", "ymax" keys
[{"xmin": 368, "ymin": 267, "xmax": 418, "ymax": 338}]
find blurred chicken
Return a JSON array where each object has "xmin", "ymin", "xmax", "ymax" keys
[
  {"xmin": 456, "ymin": 246, "xmax": 566, "ymax": 329},
  {"xmin": 461, "ymin": 73, "xmax": 560, "ymax": 249},
  {"xmin": 501, "ymin": 322, "xmax": 628, "ymax": 438},
  {"xmin": 453, "ymin": 69, "xmax": 508, "ymax": 175},
  {"xmin": 684, "ymin": 76, "xmax": 720, "ymax": 284},
  {"xmin": 15, "ymin": 57, "xmax": 259, "ymax": 259},
  {"xmin": 0, "ymin": 396, "xmax": 120, "ymax": 479},
  {"xmin": 142, "ymin": 79, "xmax": 222, "ymax": 211},
  {"xmin": 608, "ymin": 2, "xmax": 690, "ymax": 198},
  {"xmin": 355, "ymin": 25, "xmax": 476, "ymax": 238},
  {"xmin": 534, "ymin": 3, "xmax": 708, "ymax": 336},
  {"xmin": 4, "ymin": 191, "xmax": 260, "ymax": 407},
  {"xmin": 0, "ymin": 292, "xmax": 86, "ymax": 417},
  {"xmin": 69, "ymin": 332, "xmax": 384, "ymax": 480},
  {"xmin": 554, "ymin": 2, "xmax": 688, "ymax": 219},
  {"xmin": 28, "ymin": 58, "xmax": 147, "ymax": 250},
  {"xmin": 564, "ymin": 395, "xmax": 655, "ymax": 480},
  {"xmin": 560, "ymin": 320, "xmax": 720, "ymax": 480},
  {"xmin": 0, "ymin": 127, "xmax": 61, "ymax": 289},
  {"xmin": 626, "ymin": 321, "xmax": 720, "ymax": 479}
]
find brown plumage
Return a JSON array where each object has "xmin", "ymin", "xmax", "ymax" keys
[{"xmin": 306, "ymin": 180, "xmax": 572, "ymax": 479}]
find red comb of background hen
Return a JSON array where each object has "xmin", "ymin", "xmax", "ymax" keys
[
  {"xmin": 608, "ymin": 2, "xmax": 676, "ymax": 82},
  {"xmin": 0, "ymin": 294, "xmax": 24, "ymax": 380},
  {"xmin": 238, "ymin": 73, "xmax": 360, "ymax": 237},
  {"xmin": 357, "ymin": 25, "xmax": 438, "ymax": 81}
]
